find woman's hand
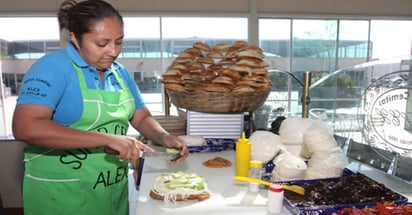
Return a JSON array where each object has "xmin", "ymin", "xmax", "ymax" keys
[
  {"xmin": 105, "ymin": 135, "xmax": 154, "ymax": 162},
  {"xmin": 161, "ymin": 134, "xmax": 189, "ymax": 164}
]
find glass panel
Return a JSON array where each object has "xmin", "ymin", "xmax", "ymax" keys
[
  {"xmin": 370, "ymin": 20, "xmax": 412, "ymax": 59},
  {"xmin": 0, "ymin": 17, "xmax": 59, "ymax": 41},
  {"xmin": 258, "ymin": 18, "xmax": 296, "ymax": 126},
  {"xmin": 122, "ymin": 17, "xmax": 163, "ymax": 105}
]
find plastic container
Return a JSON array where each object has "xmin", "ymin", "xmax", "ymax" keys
[
  {"xmin": 235, "ymin": 132, "xmax": 251, "ymax": 177},
  {"xmin": 267, "ymin": 184, "xmax": 284, "ymax": 214},
  {"xmin": 248, "ymin": 160, "xmax": 263, "ymax": 192}
]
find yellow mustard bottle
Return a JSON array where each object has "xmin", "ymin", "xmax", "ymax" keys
[{"xmin": 235, "ymin": 132, "xmax": 251, "ymax": 177}]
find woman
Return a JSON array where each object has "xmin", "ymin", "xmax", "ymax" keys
[{"xmin": 12, "ymin": 0, "xmax": 188, "ymax": 214}]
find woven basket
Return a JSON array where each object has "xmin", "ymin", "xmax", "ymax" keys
[
  {"xmin": 166, "ymin": 90, "xmax": 270, "ymax": 113},
  {"xmin": 153, "ymin": 115, "xmax": 186, "ymax": 136}
]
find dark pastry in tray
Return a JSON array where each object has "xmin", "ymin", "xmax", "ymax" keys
[{"xmin": 286, "ymin": 173, "xmax": 406, "ymax": 207}]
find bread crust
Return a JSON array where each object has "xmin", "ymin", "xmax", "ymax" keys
[{"xmin": 150, "ymin": 190, "xmax": 210, "ymax": 202}]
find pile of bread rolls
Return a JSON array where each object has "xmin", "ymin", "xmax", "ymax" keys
[{"xmin": 161, "ymin": 41, "xmax": 271, "ymax": 93}]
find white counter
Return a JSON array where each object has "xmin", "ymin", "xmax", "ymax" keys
[
  {"xmin": 133, "ymin": 148, "xmax": 412, "ymax": 215},
  {"xmin": 134, "ymin": 150, "xmax": 292, "ymax": 215}
]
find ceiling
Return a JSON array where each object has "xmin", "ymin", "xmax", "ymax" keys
[{"xmin": 0, "ymin": 0, "xmax": 411, "ymax": 18}]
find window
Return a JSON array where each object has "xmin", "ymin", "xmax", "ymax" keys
[{"xmin": 0, "ymin": 16, "xmax": 411, "ymax": 137}]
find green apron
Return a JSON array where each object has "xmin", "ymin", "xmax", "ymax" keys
[{"xmin": 23, "ymin": 60, "xmax": 135, "ymax": 215}]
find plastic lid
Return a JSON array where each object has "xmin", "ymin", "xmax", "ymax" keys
[
  {"xmin": 249, "ymin": 160, "xmax": 263, "ymax": 168},
  {"xmin": 269, "ymin": 184, "xmax": 283, "ymax": 192}
]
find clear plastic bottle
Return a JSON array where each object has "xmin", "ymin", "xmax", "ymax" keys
[
  {"xmin": 235, "ymin": 132, "xmax": 251, "ymax": 177},
  {"xmin": 267, "ymin": 184, "xmax": 284, "ymax": 214},
  {"xmin": 248, "ymin": 160, "xmax": 263, "ymax": 192}
]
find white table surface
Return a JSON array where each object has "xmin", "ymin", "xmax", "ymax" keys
[{"xmin": 134, "ymin": 149, "xmax": 292, "ymax": 215}]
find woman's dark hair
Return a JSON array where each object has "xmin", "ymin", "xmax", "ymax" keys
[{"xmin": 58, "ymin": 0, "xmax": 123, "ymax": 44}]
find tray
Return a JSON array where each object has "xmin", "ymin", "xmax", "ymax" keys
[
  {"xmin": 188, "ymin": 138, "xmax": 236, "ymax": 153},
  {"xmin": 279, "ymin": 171, "xmax": 409, "ymax": 215},
  {"xmin": 259, "ymin": 158, "xmax": 408, "ymax": 215}
]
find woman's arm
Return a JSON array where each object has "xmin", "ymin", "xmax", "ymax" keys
[
  {"xmin": 12, "ymin": 104, "xmax": 153, "ymax": 161},
  {"xmin": 129, "ymin": 107, "xmax": 188, "ymax": 163}
]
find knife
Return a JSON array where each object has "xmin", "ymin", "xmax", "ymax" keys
[
  {"xmin": 143, "ymin": 149, "xmax": 182, "ymax": 161},
  {"xmin": 104, "ymin": 147, "xmax": 181, "ymax": 161}
]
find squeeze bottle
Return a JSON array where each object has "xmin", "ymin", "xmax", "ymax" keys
[
  {"xmin": 235, "ymin": 132, "xmax": 251, "ymax": 177},
  {"xmin": 267, "ymin": 184, "xmax": 284, "ymax": 214}
]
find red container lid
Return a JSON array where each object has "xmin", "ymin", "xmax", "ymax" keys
[{"xmin": 269, "ymin": 184, "xmax": 283, "ymax": 192}]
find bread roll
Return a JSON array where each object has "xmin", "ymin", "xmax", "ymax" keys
[
  {"xmin": 161, "ymin": 76, "xmax": 184, "ymax": 84},
  {"xmin": 178, "ymin": 135, "xmax": 206, "ymax": 146},
  {"xmin": 196, "ymin": 57, "xmax": 214, "ymax": 65},
  {"xmin": 242, "ymin": 74, "xmax": 265, "ymax": 83},
  {"xmin": 236, "ymin": 80, "xmax": 261, "ymax": 88},
  {"xmin": 199, "ymin": 70, "xmax": 216, "ymax": 79},
  {"xmin": 206, "ymin": 65, "xmax": 222, "ymax": 72},
  {"xmin": 237, "ymin": 50, "xmax": 264, "ymax": 60},
  {"xmin": 207, "ymin": 51, "xmax": 224, "ymax": 59},
  {"xmin": 168, "ymin": 63, "xmax": 188, "ymax": 71},
  {"xmin": 236, "ymin": 57, "xmax": 263, "ymax": 68},
  {"xmin": 163, "ymin": 69, "xmax": 182, "ymax": 76},
  {"xmin": 229, "ymin": 65, "xmax": 252, "ymax": 74},
  {"xmin": 225, "ymin": 50, "xmax": 238, "ymax": 59},
  {"xmin": 212, "ymin": 76, "xmax": 236, "ymax": 86},
  {"xmin": 203, "ymin": 84, "xmax": 231, "ymax": 93},
  {"xmin": 193, "ymin": 42, "xmax": 211, "ymax": 52},
  {"xmin": 219, "ymin": 68, "xmax": 242, "ymax": 81},
  {"xmin": 174, "ymin": 57, "xmax": 194, "ymax": 64},
  {"xmin": 216, "ymin": 59, "xmax": 235, "ymax": 66},
  {"xmin": 178, "ymin": 52, "xmax": 194, "ymax": 58},
  {"xmin": 231, "ymin": 40, "xmax": 248, "ymax": 49},
  {"xmin": 232, "ymin": 85, "xmax": 255, "ymax": 93},
  {"xmin": 163, "ymin": 83, "xmax": 185, "ymax": 92},
  {"xmin": 212, "ymin": 43, "xmax": 231, "ymax": 52},
  {"xmin": 191, "ymin": 61, "xmax": 205, "ymax": 70},
  {"xmin": 184, "ymin": 47, "xmax": 203, "ymax": 57},
  {"xmin": 162, "ymin": 41, "xmax": 271, "ymax": 94},
  {"xmin": 255, "ymin": 85, "xmax": 271, "ymax": 92},
  {"xmin": 253, "ymin": 68, "xmax": 269, "ymax": 75}
]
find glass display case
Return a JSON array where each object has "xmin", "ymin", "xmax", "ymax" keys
[{"xmin": 258, "ymin": 55, "xmax": 412, "ymax": 183}]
